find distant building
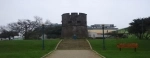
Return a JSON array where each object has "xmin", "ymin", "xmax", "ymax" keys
[{"xmin": 88, "ymin": 24, "xmax": 118, "ymax": 38}]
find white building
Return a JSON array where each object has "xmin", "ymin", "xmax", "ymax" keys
[{"xmin": 88, "ymin": 24, "xmax": 118, "ymax": 38}]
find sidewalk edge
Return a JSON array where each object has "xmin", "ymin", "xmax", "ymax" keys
[
  {"xmin": 41, "ymin": 39, "xmax": 62, "ymax": 58},
  {"xmin": 86, "ymin": 39, "xmax": 106, "ymax": 58}
]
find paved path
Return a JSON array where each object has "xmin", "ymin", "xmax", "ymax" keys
[
  {"xmin": 45, "ymin": 50, "xmax": 101, "ymax": 58},
  {"xmin": 57, "ymin": 39, "xmax": 91, "ymax": 50}
]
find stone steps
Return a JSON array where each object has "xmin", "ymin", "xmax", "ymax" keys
[{"xmin": 57, "ymin": 39, "xmax": 91, "ymax": 50}]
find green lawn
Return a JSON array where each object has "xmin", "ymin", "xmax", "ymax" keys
[
  {"xmin": 0, "ymin": 39, "xmax": 60, "ymax": 58},
  {"xmin": 88, "ymin": 38, "xmax": 150, "ymax": 58}
]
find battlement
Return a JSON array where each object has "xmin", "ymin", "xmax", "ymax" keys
[
  {"xmin": 62, "ymin": 13, "xmax": 70, "ymax": 16},
  {"xmin": 62, "ymin": 12, "xmax": 86, "ymax": 16},
  {"xmin": 71, "ymin": 12, "xmax": 78, "ymax": 16},
  {"xmin": 79, "ymin": 13, "xmax": 87, "ymax": 15}
]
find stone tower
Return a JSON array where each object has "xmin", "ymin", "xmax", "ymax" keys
[{"xmin": 61, "ymin": 12, "xmax": 88, "ymax": 39}]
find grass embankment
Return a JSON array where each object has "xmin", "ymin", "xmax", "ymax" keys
[
  {"xmin": 89, "ymin": 38, "xmax": 150, "ymax": 58},
  {"xmin": 0, "ymin": 39, "xmax": 60, "ymax": 58}
]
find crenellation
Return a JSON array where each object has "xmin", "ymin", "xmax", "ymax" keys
[
  {"xmin": 62, "ymin": 13, "xmax": 70, "ymax": 16},
  {"xmin": 71, "ymin": 12, "xmax": 78, "ymax": 16},
  {"xmin": 79, "ymin": 13, "xmax": 87, "ymax": 15}
]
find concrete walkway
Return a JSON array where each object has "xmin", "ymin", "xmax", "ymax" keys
[{"xmin": 45, "ymin": 50, "xmax": 101, "ymax": 58}]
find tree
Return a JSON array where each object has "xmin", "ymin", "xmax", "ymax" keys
[
  {"xmin": 0, "ymin": 29, "xmax": 18, "ymax": 40},
  {"xmin": 45, "ymin": 20, "xmax": 52, "ymax": 25},
  {"xmin": 8, "ymin": 16, "xmax": 42, "ymax": 40},
  {"xmin": 128, "ymin": 17, "xmax": 150, "ymax": 39},
  {"xmin": 44, "ymin": 24, "xmax": 62, "ymax": 39}
]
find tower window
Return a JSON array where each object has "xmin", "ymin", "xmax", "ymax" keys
[
  {"xmin": 77, "ymin": 21, "xmax": 81, "ymax": 23},
  {"xmin": 68, "ymin": 21, "xmax": 72, "ymax": 24}
]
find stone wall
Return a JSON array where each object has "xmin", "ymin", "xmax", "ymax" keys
[{"xmin": 61, "ymin": 12, "xmax": 88, "ymax": 39}]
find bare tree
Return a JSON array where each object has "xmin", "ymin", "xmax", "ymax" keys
[
  {"xmin": 45, "ymin": 20, "xmax": 52, "ymax": 25},
  {"xmin": 8, "ymin": 16, "xmax": 43, "ymax": 39}
]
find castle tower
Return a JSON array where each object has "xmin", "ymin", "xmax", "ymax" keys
[{"xmin": 61, "ymin": 12, "xmax": 88, "ymax": 39}]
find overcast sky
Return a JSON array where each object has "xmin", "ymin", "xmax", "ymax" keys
[{"xmin": 0, "ymin": 0, "xmax": 150, "ymax": 29}]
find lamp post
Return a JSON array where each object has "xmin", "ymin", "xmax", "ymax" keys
[
  {"xmin": 142, "ymin": 19, "xmax": 143, "ymax": 38},
  {"xmin": 102, "ymin": 25, "xmax": 105, "ymax": 50},
  {"xmin": 42, "ymin": 24, "xmax": 45, "ymax": 50}
]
